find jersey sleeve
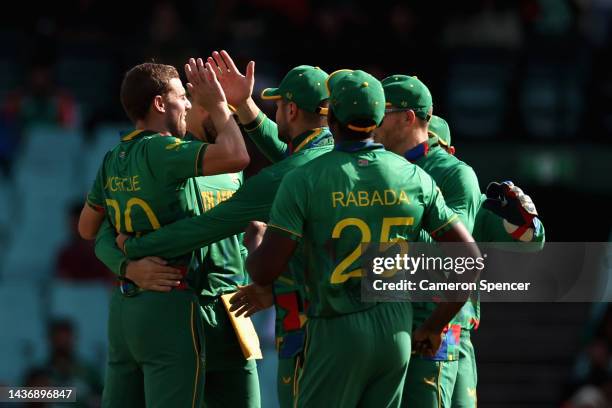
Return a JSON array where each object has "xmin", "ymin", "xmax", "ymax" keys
[
  {"xmin": 441, "ymin": 164, "xmax": 481, "ymax": 232},
  {"xmin": 94, "ymin": 220, "xmax": 126, "ymax": 277},
  {"xmin": 124, "ymin": 167, "xmax": 281, "ymax": 259},
  {"xmin": 86, "ymin": 163, "xmax": 106, "ymax": 212},
  {"xmin": 267, "ymin": 169, "xmax": 308, "ymax": 241},
  {"xmin": 422, "ymin": 175, "xmax": 459, "ymax": 239},
  {"xmin": 244, "ymin": 111, "xmax": 288, "ymax": 163},
  {"xmin": 147, "ymin": 136, "xmax": 208, "ymax": 182}
]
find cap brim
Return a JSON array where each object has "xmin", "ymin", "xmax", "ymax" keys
[{"xmin": 261, "ymin": 88, "xmax": 282, "ymax": 100}]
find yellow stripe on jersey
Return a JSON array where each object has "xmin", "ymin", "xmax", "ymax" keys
[
  {"xmin": 121, "ymin": 129, "xmax": 143, "ymax": 142},
  {"xmin": 268, "ymin": 224, "xmax": 303, "ymax": 238}
]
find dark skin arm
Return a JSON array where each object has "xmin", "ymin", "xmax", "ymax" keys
[
  {"xmin": 246, "ymin": 229, "xmax": 298, "ymax": 286},
  {"xmin": 413, "ymin": 221, "xmax": 482, "ymax": 356}
]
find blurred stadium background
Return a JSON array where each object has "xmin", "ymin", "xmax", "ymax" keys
[{"xmin": 0, "ymin": 1, "xmax": 611, "ymax": 407}]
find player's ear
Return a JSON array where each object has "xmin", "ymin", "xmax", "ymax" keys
[
  {"xmin": 288, "ymin": 102, "xmax": 299, "ymax": 121},
  {"xmin": 405, "ymin": 110, "xmax": 416, "ymax": 125},
  {"xmin": 153, "ymin": 95, "xmax": 165, "ymax": 113}
]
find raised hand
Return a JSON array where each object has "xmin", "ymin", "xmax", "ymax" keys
[
  {"xmin": 185, "ymin": 57, "xmax": 228, "ymax": 113},
  {"xmin": 207, "ymin": 50, "xmax": 255, "ymax": 108}
]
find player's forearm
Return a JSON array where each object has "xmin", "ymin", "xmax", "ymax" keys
[
  {"xmin": 125, "ymin": 188, "xmax": 272, "ymax": 259},
  {"xmin": 235, "ymin": 97, "xmax": 260, "ymax": 125},
  {"xmin": 125, "ymin": 213, "xmax": 248, "ymax": 260},
  {"xmin": 94, "ymin": 221, "xmax": 126, "ymax": 277},
  {"xmin": 243, "ymin": 111, "xmax": 287, "ymax": 163},
  {"xmin": 208, "ymin": 104, "xmax": 250, "ymax": 170}
]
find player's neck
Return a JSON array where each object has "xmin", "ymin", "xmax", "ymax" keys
[
  {"xmin": 135, "ymin": 118, "xmax": 172, "ymax": 136},
  {"xmin": 397, "ymin": 129, "xmax": 428, "ymax": 155}
]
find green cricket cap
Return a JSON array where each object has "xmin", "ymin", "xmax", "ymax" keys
[
  {"xmin": 261, "ymin": 65, "xmax": 329, "ymax": 114},
  {"xmin": 326, "ymin": 69, "xmax": 385, "ymax": 132},
  {"xmin": 381, "ymin": 74, "xmax": 433, "ymax": 121},
  {"xmin": 428, "ymin": 115, "xmax": 451, "ymax": 146}
]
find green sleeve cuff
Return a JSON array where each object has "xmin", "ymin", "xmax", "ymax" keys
[{"xmin": 243, "ymin": 111, "xmax": 267, "ymax": 132}]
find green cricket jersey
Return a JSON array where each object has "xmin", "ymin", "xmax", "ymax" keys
[
  {"xmin": 268, "ymin": 141, "xmax": 459, "ymax": 318},
  {"xmin": 87, "ymin": 129, "xmax": 207, "ymax": 284},
  {"xmin": 184, "ymin": 134, "xmax": 250, "ymax": 299},
  {"xmin": 191, "ymin": 170, "xmax": 249, "ymax": 298}
]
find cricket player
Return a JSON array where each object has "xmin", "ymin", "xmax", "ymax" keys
[
  {"xmin": 429, "ymin": 115, "xmax": 545, "ymax": 408},
  {"xmin": 207, "ymin": 51, "xmax": 328, "ymax": 407},
  {"xmin": 113, "ymin": 61, "xmax": 333, "ymax": 404},
  {"xmin": 244, "ymin": 69, "xmax": 481, "ymax": 407},
  {"xmin": 375, "ymin": 75, "xmax": 545, "ymax": 407},
  {"xmin": 78, "ymin": 59, "xmax": 249, "ymax": 408}
]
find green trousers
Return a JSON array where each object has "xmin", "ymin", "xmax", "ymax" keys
[
  {"xmin": 295, "ymin": 302, "xmax": 412, "ymax": 408},
  {"xmin": 451, "ymin": 333, "xmax": 477, "ymax": 407},
  {"xmin": 277, "ymin": 356, "xmax": 301, "ymax": 408},
  {"xmin": 200, "ymin": 297, "xmax": 261, "ymax": 408},
  {"xmin": 401, "ymin": 330, "xmax": 477, "ymax": 408},
  {"xmin": 103, "ymin": 288, "xmax": 205, "ymax": 408}
]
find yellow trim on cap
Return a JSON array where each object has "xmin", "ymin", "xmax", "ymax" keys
[
  {"xmin": 347, "ymin": 124, "xmax": 377, "ymax": 133},
  {"xmin": 325, "ymin": 69, "xmax": 354, "ymax": 94},
  {"xmin": 260, "ymin": 88, "xmax": 282, "ymax": 100}
]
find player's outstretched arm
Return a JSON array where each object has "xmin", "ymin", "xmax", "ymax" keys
[
  {"xmin": 95, "ymin": 220, "xmax": 183, "ymax": 291},
  {"xmin": 185, "ymin": 57, "xmax": 249, "ymax": 175},
  {"xmin": 121, "ymin": 170, "xmax": 278, "ymax": 259},
  {"xmin": 208, "ymin": 50, "xmax": 287, "ymax": 163}
]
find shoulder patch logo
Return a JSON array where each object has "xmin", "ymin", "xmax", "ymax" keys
[{"xmin": 165, "ymin": 138, "xmax": 183, "ymax": 151}]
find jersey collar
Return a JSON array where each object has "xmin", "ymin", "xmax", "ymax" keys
[
  {"xmin": 120, "ymin": 129, "xmax": 158, "ymax": 142},
  {"xmin": 289, "ymin": 127, "xmax": 332, "ymax": 154},
  {"xmin": 334, "ymin": 140, "xmax": 384, "ymax": 153},
  {"xmin": 403, "ymin": 135, "xmax": 440, "ymax": 163}
]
